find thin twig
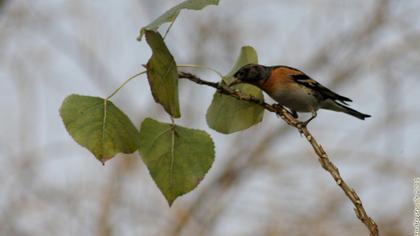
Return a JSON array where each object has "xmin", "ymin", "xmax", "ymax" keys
[
  {"xmin": 106, "ymin": 71, "xmax": 147, "ymax": 100},
  {"xmin": 178, "ymin": 72, "xmax": 379, "ymax": 236}
]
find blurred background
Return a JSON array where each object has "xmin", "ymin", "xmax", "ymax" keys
[{"xmin": 1, "ymin": 0, "xmax": 419, "ymax": 235}]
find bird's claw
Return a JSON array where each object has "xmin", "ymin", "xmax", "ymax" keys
[{"xmin": 297, "ymin": 113, "xmax": 317, "ymax": 128}]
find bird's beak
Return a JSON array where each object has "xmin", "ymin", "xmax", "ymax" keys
[{"xmin": 229, "ymin": 77, "xmax": 242, "ymax": 87}]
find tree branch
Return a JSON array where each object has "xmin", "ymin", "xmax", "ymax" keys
[{"xmin": 179, "ymin": 72, "xmax": 379, "ymax": 236}]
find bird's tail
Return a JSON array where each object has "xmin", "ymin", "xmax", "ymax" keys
[
  {"xmin": 335, "ymin": 103, "xmax": 371, "ymax": 120},
  {"xmin": 322, "ymin": 100, "xmax": 371, "ymax": 120}
]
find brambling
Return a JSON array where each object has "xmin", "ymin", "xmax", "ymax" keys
[{"xmin": 231, "ymin": 64, "xmax": 370, "ymax": 125}]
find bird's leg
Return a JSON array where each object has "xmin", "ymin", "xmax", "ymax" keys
[
  {"xmin": 273, "ymin": 103, "xmax": 282, "ymax": 110},
  {"xmin": 290, "ymin": 110, "xmax": 298, "ymax": 119},
  {"xmin": 272, "ymin": 103, "xmax": 283, "ymax": 117},
  {"xmin": 299, "ymin": 111, "xmax": 317, "ymax": 127},
  {"xmin": 273, "ymin": 104, "xmax": 299, "ymax": 119}
]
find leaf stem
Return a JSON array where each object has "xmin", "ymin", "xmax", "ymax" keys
[
  {"xmin": 163, "ymin": 15, "xmax": 178, "ymax": 40},
  {"xmin": 106, "ymin": 71, "xmax": 147, "ymax": 100},
  {"xmin": 177, "ymin": 64, "xmax": 223, "ymax": 78}
]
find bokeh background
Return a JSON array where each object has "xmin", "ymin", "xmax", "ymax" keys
[{"xmin": 1, "ymin": 0, "xmax": 419, "ymax": 235}]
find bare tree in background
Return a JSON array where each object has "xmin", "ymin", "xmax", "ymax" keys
[{"xmin": 0, "ymin": 0, "xmax": 419, "ymax": 235}]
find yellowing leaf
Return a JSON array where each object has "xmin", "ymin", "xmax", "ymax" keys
[
  {"xmin": 206, "ymin": 85, "xmax": 264, "ymax": 134},
  {"xmin": 138, "ymin": 0, "xmax": 220, "ymax": 40},
  {"xmin": 145, "ymin": 30, "xmax": 181, "ymax": 118},
  {"xmin": 206, "ymin": 46, "xmax": 265, "ymax": 134},
  {"xmin": 60, "ymin": 94, "xmax": 140, "ymax": 164},
  {"xmin": 139, "ymin": 118, "xmax": 215, "ymax": 206}
]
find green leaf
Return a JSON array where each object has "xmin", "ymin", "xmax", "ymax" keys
[
  {"xmin": 145, "ymin": 30, "xmax": 181, "ymax": 118},
  {"xmin": 206, "ymin": 87, "xmax": 264, "ymax": 134},
  {"xmin": 137, "ymin": 0, "xmax": 220, "ymax": 40},
  {"xmin": 139, "ymin": 118, "xmax": 215, "ymax": 206},
  {"xmin": 60, "ymin": 94, "xmax": 140, "ymax": 164},
  {"xmin": 206, "ymin": 46, "xmax": 265, "ymax": 134}
]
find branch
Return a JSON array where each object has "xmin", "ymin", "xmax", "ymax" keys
[{"xmin": 179, "ymin": 72, "xmax": 379, "ymax": 236}]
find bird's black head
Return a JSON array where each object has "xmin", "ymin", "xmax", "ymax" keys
[{"xmin": 232, "ymin": 64, "xmax": 271, "ymax": 85}]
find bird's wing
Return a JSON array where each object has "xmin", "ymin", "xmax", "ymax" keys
[{"xmin": 290, "ymin": 73, "xmax": 352, "ymax": 104}]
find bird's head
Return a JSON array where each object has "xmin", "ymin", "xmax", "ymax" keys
[{"xmin": 230, "ymin": 64, "xmax": 271, "ymax": 86}]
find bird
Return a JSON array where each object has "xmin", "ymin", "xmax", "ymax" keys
[{"xmin": 230, "ymin": 63, "xmax": 371, "ymax": 125}]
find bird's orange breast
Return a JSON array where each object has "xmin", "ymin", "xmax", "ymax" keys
[{"xmin": 258, "ymin": 67, "xmax": 298, "ymax": 95}]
